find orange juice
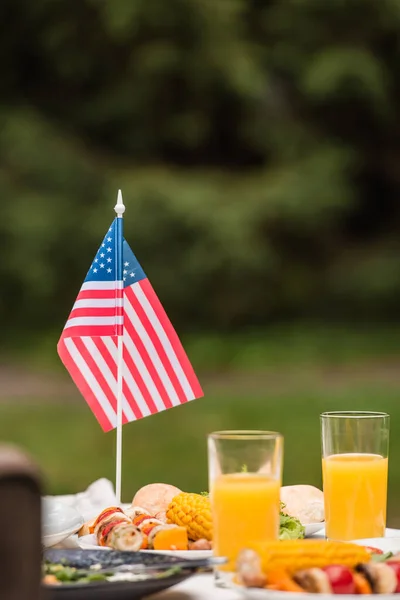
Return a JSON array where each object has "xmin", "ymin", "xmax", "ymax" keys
[
  {"xmin": 322, "ymin": 453, "xmax": 388, "ymax": 541},
  {"xmin": 211, "ymin": 473, "xmax": 280, "ymax": 571}
]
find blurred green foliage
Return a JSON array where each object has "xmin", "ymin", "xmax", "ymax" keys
[{"xmin": 2, "ymin": 0, "xmax": 400, "ymax": 342}]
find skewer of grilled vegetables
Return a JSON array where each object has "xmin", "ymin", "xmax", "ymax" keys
[{"xmin": 236, "ymin": 541, "xmax": 400, "ymax": 594}]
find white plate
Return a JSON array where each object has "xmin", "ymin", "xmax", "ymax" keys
[
  {"xmin": 351, "ymin": 537, "xmax": 400, "ymax": 553},
  {"xmin": 78, "ymin": 534, "xmax": 212, "ymax": 558},
  {"xmin": 232, "ymin": 586, "xmax": 398, "ymax": 599},
  {"xmin": 304, "ymin": 522, "xmax": 324, "ymax": 537},
  {"xmin": 142, "ymin": 549, "xmax": 213, "ymax": 559},
  {"xmin": 309, "ymin": 527, "xmax": 400, "ymax": 540},
  {"xmin": 42, "ymin": 498, "xmax": 84, "ymax": 548}
]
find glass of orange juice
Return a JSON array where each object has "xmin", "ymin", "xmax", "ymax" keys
[
  {"xmin": 208, "ymin": 430, "xmax": 283, "ymax": 585},
  {"xmin": 321, "ymin": 411, "xmax": 389, "ymax": 541}
]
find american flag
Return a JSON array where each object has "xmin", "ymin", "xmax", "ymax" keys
[{"xmin": 57, "ymin": 218, "xmax": 203, "ymax": 432}]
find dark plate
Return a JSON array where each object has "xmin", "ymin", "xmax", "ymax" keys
[{"xmin": 42, "ymin": 548, "xmax": 214, "ymax": 600}]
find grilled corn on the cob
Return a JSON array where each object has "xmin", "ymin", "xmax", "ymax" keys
[
  {"xmin": 239, "ymin": 540, "xmax": 371, "ymax": 575},
  {"xmin": 166, "ymin": 492, "xmax": 212, "ymax": 541}
]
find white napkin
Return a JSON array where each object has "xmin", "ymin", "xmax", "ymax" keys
[
  {"xmin": 45, "ymin": 478, "xmax": 119, "ymax": 523},
  {"xmin": 53, "ymin": 533, "xmax": 100, "ymax": 550},
  {"xmin": 46, "ymin": 478, "xmax": 123, "ymax": 549}
]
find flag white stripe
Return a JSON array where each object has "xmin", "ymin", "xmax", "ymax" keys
[
  {"xmin": 123, "ymin": 369, "xmax": 151, "ymax": 418},
  {"xmin": 65, "ymin": 316, "xmax": 123, "ymax": 329},
  {"xmin": 63, "ymin": 338, "xmax": 117, "ymax": 427},
  {"xmin": 134, "ymin": 284, "xmax": 195, "ymax": 400},
  {"xmin": 123, "ymin": 369, "xmax": 152, "ymax": 418},
  {"xmin": 123, "ymin": 331, "xmax": 165, "ymax": 412},
  {"xmin": 81, "ymin": 281, "xmax": 124, "ymax": 291},
  {"xmin": 124, "ymin": 297, "xmax": 181, "ymax": 406},
  {"xmin": 73, "ymin": 299, "xmax": 123, "ymax": 309},
  {"xmin": 100, "ymin": 337, "xmax": 138, "ymax": 421}
]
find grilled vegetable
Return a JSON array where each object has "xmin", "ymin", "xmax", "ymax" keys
[
  {"xmin": 124, "ymin": 506, "xmax": 151, "ymax": 520},
  {"xmin": 152, "ymin": 525, "xmax": 188, "ymax": 551},
  {"xmin": 356, "ymin": 562, "xmax": 398, "ymax": 594},
  {"xmin": 93, "ymin": 507, "xmax": 130, "ymax": 536},
  {"xmin": 236, "ymin": 548, "xmax": 267, "ymax": 588},
  {"xmin": 166, "ymin": 492, "xmax": 212, "ymax": 541},
  {"xmin": 241, "ymin": 540, "xmax": 371, "ymax": 574},
  {"xmin": 267, "ymin": 568, "xmax": 305, "ymax": 592},
  {"xmin": 97, "ymin": 518, "xmax": 128, "ymax": 547},
  {"xmin": 387, "ymin": 562, "xmax": 400, "ymax": 593},
  {"xmin": 364, "ymin": 546, "xmax": 384, "ymax": 555},
  {"xmin": 106, "ymin": 522, "xmax": 144, "ymax": 552},
  {"xmin": 294, "ymin": 567, "xmax": 332, "ymax": 593},
  {"xmin": 135, "ymin": 517, "xmax": 163, "ymax": 533},
  {"xmin": 322, "ymin": 565, "xmax": 356, "ymax": 594},
  {"xmin": 189, "ymin": 539, "xmax": 212, "ymax": 550},
  {"xmin": 132, "ymin": 514, "xmax": 153, "ymax": 527},
  {"xmin": 353, "ymin": 572, "xmax": 372, "ymax": 594}
]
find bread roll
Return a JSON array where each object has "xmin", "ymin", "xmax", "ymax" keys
[
  {"xmin": 132, "ymin": 483, "xmax": 182, "ymax": 517},
  {"xmin": 280, "ymin": 485, "xmax": 324, "ymax": 524}
]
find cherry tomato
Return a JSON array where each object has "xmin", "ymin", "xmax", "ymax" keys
[
  {"xmin": 322, "ymin": 565, "xmax": 356, "ymax": 594},
  {"xmin": 363, "ymin": 546, "xmax": 384, "ymax": 554}
]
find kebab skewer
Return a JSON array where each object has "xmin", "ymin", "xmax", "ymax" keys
[{"xmin": 92, "ymin": 506, "xmax": 189, "ymax": 551}]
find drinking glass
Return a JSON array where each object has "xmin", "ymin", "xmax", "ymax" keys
[
  {"xmin": 208, "ymin": 430, "xmax": 283, "ymax": 585},
  {"xmin": 321, "ymin": 411, "xmax": 389, "ymax": 541}
]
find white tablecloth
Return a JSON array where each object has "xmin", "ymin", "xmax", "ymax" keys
[
  {"xmin": 149, "ymin": 528, "xmax": 400, "ymax": 599},
  {"xmin": 148, "ymin": 574, "xmax": 242, "ymax": 600}
]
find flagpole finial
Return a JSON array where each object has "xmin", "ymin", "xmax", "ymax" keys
[{"xmin": 115, "ymin": 189, "xmax": 125, "ymax": 217}]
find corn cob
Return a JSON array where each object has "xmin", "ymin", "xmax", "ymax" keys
[
  {"xmin": 166, "ymin": 492, "xmax": 212, "ymax": 541},
  {"xmin": 245, "ymin": 540, "xmax": 371, "ymax": 574}
]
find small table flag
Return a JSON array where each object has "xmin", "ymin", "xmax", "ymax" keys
[{"xmin": 57, "ymin": 217, "xmax": 203, "ymax": 432}]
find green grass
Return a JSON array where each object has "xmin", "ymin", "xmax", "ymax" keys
[
  {"xmin": 2, "ymin": 379, "xmax": 400, "ymax": 525},
  {"xmin": 3, "ymin": 325, "xmax": 400, "ymax": 527}
]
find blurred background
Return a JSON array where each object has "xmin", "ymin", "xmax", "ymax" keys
[{"xmin": 1, "ymin": 0, "xmax": 400, "ymax": 523}]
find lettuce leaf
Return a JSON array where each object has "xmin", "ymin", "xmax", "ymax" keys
[{"xmin": 279, "ymin": 503, "xmax": 305, "ymax": 540}]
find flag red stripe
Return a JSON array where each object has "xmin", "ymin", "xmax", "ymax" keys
[
  {"xmin": 123, "ymin": 293, "xmax": 173, "ymax": 410},
  {"xmin": 108, "ymin": 337, "xmax": 146, "ymax": 419},
  {"xmin": 141, "ymin": 278, "xmax": 203, "ymax": 399},
  {"xmin": 108, "ymin": 338, "xmax": 153, "ymax": 419},
  {"xmin": 73, "ymin": 337, "xmax": 121, "ymax": 419},
  {"xmin": 57, "ymin": 337, "xmax": 114, "ymax": 432},
  {"xmin": 61, "ymin": 325, "xmax": 117, "ymax": 338},
  {"xmin": 128, "ymin": 283, "xmax": 187, "ymax": 405},
  {"xmin": 77, "ymin": 289, "xmax": 123, "ymax": 300},
  {"xmin": 122, "ymin": 342, "xmax": 158, "ymax": 415},
  {"xmin": 91, "ymin": 337, "xmax": 126, "ymax": 421},
  {"xmin": 122, "ymin": 380, "xmax": 144, "ymax": 420},
  {"xmin": 94, "ymin": 337, "xmax": 118, "ymax": 381},
  {"xmin": 92, "ymin": 338, "xmax": 135, "ymax": 422},
  {"xmin": 69, "ymin": 307, "xmax": 118, "ymax": 319}
]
